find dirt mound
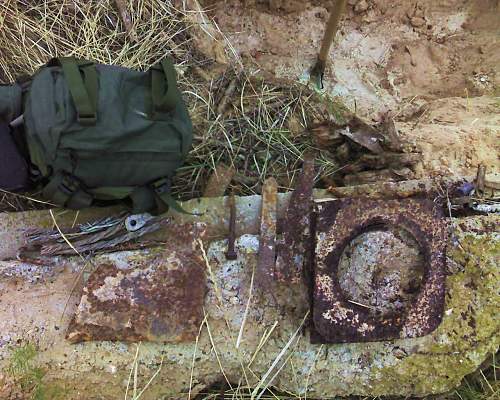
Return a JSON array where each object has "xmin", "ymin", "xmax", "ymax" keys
[
  {"xmin": 201, "ymin": 0, "xmax": 499, "ymax": 110},
  {"xmin": 199, "ymin": 0, "xmax": 499, "ymax": 178}
]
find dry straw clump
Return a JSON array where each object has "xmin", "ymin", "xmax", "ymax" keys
[{"xmin": 0, "ymin": 0, "xmax": 339, "ymax": 211}]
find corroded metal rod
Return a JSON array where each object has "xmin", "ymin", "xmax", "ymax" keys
[{"xmin": 225, "ymin": 193, "xmax": 238, "ymax": 260}]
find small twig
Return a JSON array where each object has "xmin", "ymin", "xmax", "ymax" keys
[
  {"xmin": 236, "ymin": 263, "xmax": 255, "ymax": 348},
  {"xmin": 348, "ymin": 299, "xmax": 377, "ymax": 310},
  {"xmin": 114, "ymin": 0, "xmax": 138, "ymax": 42},
  {"xmin": 188, "ymin": 315, "xmax": 208, "ymax": 400},
  {"xmin": 216, "ymin": 75, "xmax": 239, "ymax": 115}
]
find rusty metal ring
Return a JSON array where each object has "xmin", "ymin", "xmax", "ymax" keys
[{"xmin": 312, "ymin": 198, "xmax": 448, "ymax": 343}]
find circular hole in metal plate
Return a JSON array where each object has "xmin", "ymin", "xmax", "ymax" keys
[{"xmin": 337, "ymin": 226, "xmax": 425, "ymax": 317}]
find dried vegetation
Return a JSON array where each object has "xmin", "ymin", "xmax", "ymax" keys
[{"xmin": 0, "ymin": 0, "xmax": 343, "ymax": 213}]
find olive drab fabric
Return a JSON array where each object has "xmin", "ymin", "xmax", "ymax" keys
[
  {"xmin": 21, "ymin": 57, "xmax": 193, "ymax": 213},
  {"xmin": 0, "ymin": 122, "xmax": 29, "ymax": 191},
  {"xmin": 0, "ymin": 84, "xmax": 22, "ymax": 124}
]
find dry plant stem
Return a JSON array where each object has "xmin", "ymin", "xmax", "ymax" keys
[
  {"xmin": 217, "ymin": 75, "xmax": 239, "ymax": 115},
  {"xmin": 125, "ymin": 342, "xmax": 141, "ymax": 400},
  {"xmin": 251, "ymin": 311, "xmax": 310, "ymax": 399},
  {"xmin": 204, "ymin": 309, "xmax": 233, "ymax": 391},
  {"xmin": 236, "ymin": 264, "xmax": 255, "ymax": 349},
  {"xmin": 188, "ymin": 315, "xmax": 208, "ymax": 400}
]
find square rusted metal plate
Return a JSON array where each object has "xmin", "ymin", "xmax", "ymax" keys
[
  {"xmin": 310, "ymin": 198, "xmax": 447, "ymax": 343},
  {"xmin": 67, "ymin": 223, "xmax": 207, "ymax": 343}
]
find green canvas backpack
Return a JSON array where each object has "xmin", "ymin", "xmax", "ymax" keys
[{"xmin": 0, "ymin": 56, "xmax": 193, "ymax": 214}]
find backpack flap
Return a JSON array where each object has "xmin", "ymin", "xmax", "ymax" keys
[{"xmin": 0, "ymin": 84, "xmax": 22, "ymax": 124}]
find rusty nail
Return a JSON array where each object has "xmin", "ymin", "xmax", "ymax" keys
[{"xmin": 225, "ymin": 194, "xmax": 237, "ymax": 260}]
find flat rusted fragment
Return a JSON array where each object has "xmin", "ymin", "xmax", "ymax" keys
[
  {"xmin": 327, "ymin": 176, "xmax": 474, "ymax": 199},
  {"xmin": 203, "ymin": 164, "xmax": 236, "ymax": 197},
  {"xmin": 66, "ymin": 223, "xmax": 207, "ymax": 343},
  {"xmin": 256, "ymin": 178, "xmax": 278, "ymax": 288},
  {"xmin": 275, "ymin": 155, "xmax": 315, "ymax": 283},
  {"xmin": 311, "ymin": 198, "xmax": 447, "ymax": 343}
]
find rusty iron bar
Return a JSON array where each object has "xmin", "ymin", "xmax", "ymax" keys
[
  {"xmin": 256, "ymin": 178, "xmax": 278, "ymax": 289},
  {"xmin": 225, "ymin": 193, "xmax": 238, "ymax": 260},
  {"xmin": 475, "ymin": 164, "xmax": 486, "ymax": 194},
  {"xmin": 203, "ymin": 164, "xmax": 236, "ymax": 198}
]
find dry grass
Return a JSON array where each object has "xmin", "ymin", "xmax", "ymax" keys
[{"xmin": 0, "ymin": 0, "xmax": 343, "ymax": 213}]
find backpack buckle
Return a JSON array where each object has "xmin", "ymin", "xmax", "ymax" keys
[
  {"xmin": 77, "ymin": 113, "xmax": 97, "ymax": 126},
  {"xmin": 152, "ymin": 178, "xmax": 171, "ymax": 195},
  {"xmin": 60, "ymin": 174, "xmax": 80, "ymax": 195}
]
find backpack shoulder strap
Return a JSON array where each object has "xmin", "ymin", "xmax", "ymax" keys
[
  {"xmin": 130, "ymin": 178, "xmax": 196, "ymax": 215},
  {"xmin": 49, "ymin": 57, "xmax": 98, "ymax": 125},
  {"xmin": 150, "ymin": 58, "xmax": 180, "ymax": 116}
]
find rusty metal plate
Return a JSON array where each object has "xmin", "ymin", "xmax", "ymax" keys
[
  {"xmin": 275, "ymin": 155, "xmax": 315, "ymax": 283},
  {"xmin": 66, "ymin": 223, "xmax": 207, "ymax": 343},
  {"xmin": 311, "ymin": 198, "xmax": 447, "ymax": 343}
]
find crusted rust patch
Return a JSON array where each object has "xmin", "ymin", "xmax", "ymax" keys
[
  {"xmin": 311, "ymin": 198, "xmax": 448, "ymax": 343},
  {"xmin": 275, "ymin": 155, "xmax": 315, "ymax": 283},
  {"xmin": 66, "ymin": 223, "xmax": 207, "ymax": 343}
]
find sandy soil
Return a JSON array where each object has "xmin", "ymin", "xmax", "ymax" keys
[{"xmin": 199, "ymin": 0, "xmax": 499, "ymax": 177}]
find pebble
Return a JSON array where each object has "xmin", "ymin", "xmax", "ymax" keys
[
  {"xmin": 354, "ymin": 0, "xmax": 369, "ymax": 13},
  {"xmin": 410, "ymin": 16, "xmax": 426, "ymax": 27}
]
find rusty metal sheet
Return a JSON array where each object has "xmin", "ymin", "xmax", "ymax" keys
[
  {"xmin": 256, "ymin": 178, "xmax": 278, "ymax": 288},
  {"xmin": 275, "ymin": 155, "xmax": 316, "ymax": 283},
  {"xmin": 311, "ymin": 198, "xmax": 447, "ymax": 343},
  {"xmin": 66, "ymin": 223, "xmax": 207, "ymax": 343}
]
